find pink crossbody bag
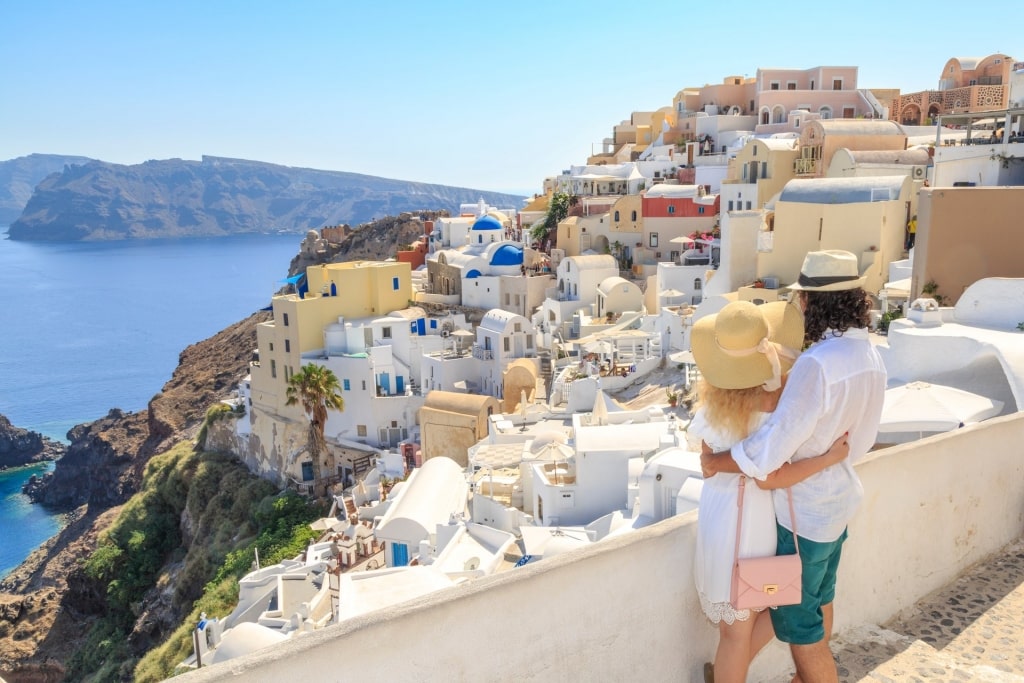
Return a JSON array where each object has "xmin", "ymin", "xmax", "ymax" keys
[{"xmin": 730, "ymin": 477, "xmax": 802, "ymax": 610}]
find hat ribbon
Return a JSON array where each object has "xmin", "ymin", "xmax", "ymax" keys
[
  {"xmin": 797, "ymin": 273, "xmax": 860, "ymax": 288},
  {"xmin": 714, "ymin": 336, "xmax": 797, "ymax": 391}
]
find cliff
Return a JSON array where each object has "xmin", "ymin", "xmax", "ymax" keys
[
  {"xmin": 0, "ymin": 310, "xmax": 270, "ymax": 681},
  {"xmin": 6, "ymin": 156, "xmax": 524, "ymax": 241},
  {"xmin": 0, "ymin": 154, "xmax": 95, "ymax": 225},
  {"xmin": 0, "ymin": 416, "xmax": 65, "ymax": 469}
]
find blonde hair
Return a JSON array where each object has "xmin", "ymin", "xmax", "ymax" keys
[{"xmin": 690, "ymin": 378, "xmax": 767, "ymax": 442}]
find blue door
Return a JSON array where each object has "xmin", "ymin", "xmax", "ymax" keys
[
  {"xmin": 396, "ymin": 376, "xmax": 405, "ymax": 393},
  {"xmin": 392, "ymin": 542, "xmax": 409, "ymax": 566},
  {"xmin": 380, "ymin": 372, "xmax": 390, "ymax": 395},
  {"xmin": 417, "ymin": 318, "xmax": 425, "ymax": 335}
]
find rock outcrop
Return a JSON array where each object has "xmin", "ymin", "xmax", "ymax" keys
[
  {"xmin": 0, "ymin": 415, "xmax": 65, "ymax": 469},
  {"xmin": 7, "ymin": 156, "xmax": 524, "ymax": 241},
  {"xmin": 0, "ymin": 154, "xmax": 94, "ymax": 225}
]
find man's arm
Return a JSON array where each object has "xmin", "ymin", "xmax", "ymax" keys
[
  {"xmin": 700, "ymin": 440, "xmax": 741, "ymax": 477},
  {"xmin": 704, "ymin": 358, "xmax": 827, "ymax": 480},
  {"xmin": 754, "ymin": 433, "xmax": 848, "ymax": 489}
]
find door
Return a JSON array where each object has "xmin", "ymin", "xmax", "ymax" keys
[
  {"xmin": 379, "ymin": 372, "xmax": 390, "ymax": 395},
  {"xmin": 396, "ymin": 375, "xmax": 405, "ymax": 393},
  {"xmin": 417, "ymin": 318, "xmax": 425, "ymax": 335},
  {"xmin": 392, "ymin": 542, "xmax": 409, "ymax": 567}
]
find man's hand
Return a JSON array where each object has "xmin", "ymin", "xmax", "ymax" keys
[{"xmin": 700, "ymin": 440, "xmax": 717, "ymax": 478}]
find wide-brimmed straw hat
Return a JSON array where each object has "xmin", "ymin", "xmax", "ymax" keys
[
  {"xmin": 786, "ymin": 249, "xmax": 866, "ymax": 292},
  {"xmin": 691, "ymin": 300, "xmax": 804, "ymax": 390}
]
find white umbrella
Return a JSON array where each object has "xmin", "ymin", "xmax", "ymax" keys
[
  {"xmin": 584, "ymin": 339, "xmax": 615, "ymax": 355},
  {"xmin": 529, "ymin": 434, "xmax": 574, "ymax": 485},
  {"xmin": 659, "ymin": 288, "xmax": 685, "ymax": 299},
  {"xmin": 669, "ymin": 349, "xmax": 696, "ymax": 365},
  {"xmin": 310, "ymin": 517, "xmax": 343, "ymax": 532},
  {"xmin": 670, "ymin": 235, "xmax": 696, "ymax": 246},
  {"xmin": 877, "ymin": 381, "xmax": 1004, "ymax": 436}
]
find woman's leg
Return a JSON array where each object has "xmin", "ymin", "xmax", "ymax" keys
[
  {"xmin": 750, "ymin": 608, "xmax": 775, "ymax": 658},
  {"xmin": 714, "ymin": 617, "xmax": 756, "ymax": 683}
]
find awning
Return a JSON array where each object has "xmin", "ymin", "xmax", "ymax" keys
[{"xmin": 280, "ymin": 274, "xmax": 305, "ymax": 285}]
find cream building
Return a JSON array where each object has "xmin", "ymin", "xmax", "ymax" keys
[
  {"xmin": 418, "ymin": 391, "xmax": 500, "ymax": 467},
  {"xmin": 795, "ymin": 119, "xmax": 907, "ymax": 178}
]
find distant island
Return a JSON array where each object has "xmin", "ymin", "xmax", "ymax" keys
[{"xmin": 2, "ymin": 155, "xmax": 526, "ymax": 241}]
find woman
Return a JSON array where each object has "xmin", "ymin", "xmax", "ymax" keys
[{"xmin": 688, "ymin": 301, "xmax": 849, "ymax": 683}]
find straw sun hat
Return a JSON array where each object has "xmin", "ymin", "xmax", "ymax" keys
[
  {"xmin": 691, "ymin": 300, "xmax": 804, "ymax": 390},
  {"xmin": 786, "ymin": 249, "xmax": 866, "ymax": 292}
]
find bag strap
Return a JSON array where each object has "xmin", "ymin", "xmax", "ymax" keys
[{"xmin": 734, "ymin": 478, "xmax": 800, "ymax": 568}]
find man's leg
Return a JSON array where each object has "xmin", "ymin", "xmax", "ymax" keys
[{"xmin": 771, "ymin": 526, "xmax": 847, "ymax": 683}]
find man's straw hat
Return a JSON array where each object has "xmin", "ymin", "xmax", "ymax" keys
[
  {"xmin": 691, "ymin": 300, "xmax": 804, "ymax": 390},
  {"xmin": 786, "ymin": 249, "xmax": 866, "ymax": 292}
]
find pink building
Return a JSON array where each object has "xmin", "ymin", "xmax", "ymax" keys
[{"xmin": 894, "ymin": 54, "xmax": 1015, "ymax": 125}]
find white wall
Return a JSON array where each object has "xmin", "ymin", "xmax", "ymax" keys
[{"xmin": 181, "ymin": 414, "xmax": 1024, "ymax": 683}]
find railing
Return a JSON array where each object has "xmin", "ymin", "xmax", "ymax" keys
[
  {"xmin": 472, "ymin": 346, "xmax": 494, "ymax": 361},
  {"xmin": 794, "ymin": 158, "xmax": 818, "ymax": 175}
]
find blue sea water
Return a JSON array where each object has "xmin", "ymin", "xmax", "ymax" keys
[{"xmin": 0, "ymin": 231, "xmax": 302, "ymax": 579}]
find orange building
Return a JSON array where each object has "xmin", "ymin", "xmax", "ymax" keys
[{"xmin": 894, "ymin": 54, "xmax": 1014, "ymax": 125}]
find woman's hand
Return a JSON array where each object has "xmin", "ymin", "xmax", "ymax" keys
[{"xmin": 825, "ymin": 432, "xmax": 850, "ymax": 465}]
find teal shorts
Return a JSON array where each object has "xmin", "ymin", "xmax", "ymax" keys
[{"xmin": 770, "ymin": 524, "xmax": 848, "ymax": 645}]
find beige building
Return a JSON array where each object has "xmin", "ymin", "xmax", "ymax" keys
[
  {"xmin": 722, "ymin": 137, "xmax": 800, "ymax": 209},
  {"xmin": 418, "ymin": 391, "xmax": 501, "ymax": 468},
  {"xmin": 795, "ymin": 119, "xmax": 907, "ymax": 178},
  {"xmin": 895, "ymin": 54, "xmax": 1015, "ymax": 125},
  {"xmin": 913, "ymin": 187, "xmax": 1024, "ymax": 304},
  {"xmin": 759, "ymin": 176, "xmax": 912, "ymax": 295},
  {"xmin": 250, "ymin": 261, "xmax": 412, "ymax": 416}
]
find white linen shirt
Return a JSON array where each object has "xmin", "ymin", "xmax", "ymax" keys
[{"xmin": 732, "ymin": 327, "xmax": 886, "ymax": 543}]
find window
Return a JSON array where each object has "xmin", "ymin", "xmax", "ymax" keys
[
  {"xmin": 832, "ymin": 78, "xmax": 842, "ymax": 90},
  {"xmin": 649, "ymin": 233, "xmax": 659, "ymax": 248},
  {"xmin": 614, "ymin": 210, "xmax": 620, "ymax": 221},
  {"xmin": 698, "ymin": 206, "xmax": 705, "ymax": 215},
  {"xmin": 514, "ymin": 294, "xmax": 520, "ymax": 306},
  {"xmin": 361, "ymin": 380, "xmax": 367, "ymax": 390},
  {"xmin": 284, "ymin": 339, "xmax": 290, "ymax": 353},
  {"xmin": 787, "ymin": 81, "xmax": 797, "ymax": 90},
  {"xmin": 694, "ymin": 278, "xmax": 702, "ymax": 291},
  {"xmin": 282, "ymin": 313, "xmax": 289, "ymax": 327},
  {"xmin": 526, "ymin": 335, "xmax": 533, "ymax": 349},
  {"xmin": 770, "ymin": 81, "xmax": 780, "ymax": 90},
  {"xmin": 746, "ymin": 201, "xmax": 752, "ymax": 210},
  {"xmin": 728, "ymin": 200, "xmax": 734, "ymax": 211},
  {"xmin": 343, "ymin": 379, "xmax": 350, "ymax": 390},
  {"xmin": 271, "ymin": 359, "xmax": 277, "ymax": 378},
  {"xmin": 392, "ymin": 277, "xmax": 399, "ymax": 290},
  {"xmin": 631, "ymin": 210, "xmax": 637, "ymax": 221},
  {"xmin": 752, "ymin": 145, "xmax": 757, "ymax": 156},
  {"xmin": 382, "ymin": 326, "xmax": 392, "ymax": 339},
  {"xmin": 668, "ymin": 205, "xmax": 676, "ymax": 214},
  {"xmin": 269, "ymin": 342, "xmax": 274, "ymax": 351},
  {"xmin": 357, "ymin": 425, "xmax": 367, "ymax": 437},
  {"xmin": 504, "ymin": 338, "xmax": 510, "ymax": 352},
  {"xmin": 505, "ymin": 294, "xmax": 510, "ymax": 305},
  {"xmin": 430, "ymin": 320, "xmax": 437, "ymax": 329},
  {"xmin": 810, "ymin": 80, "xmax": 815, "ymax": 90},
  {"xmin": 514, "ymin": 322, "xmax": 521, "ymax": 332}
]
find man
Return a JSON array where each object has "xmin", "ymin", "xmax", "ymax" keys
[{"xmin": 700, "ymin": 250, "xmax": 886, "ymax": 683}]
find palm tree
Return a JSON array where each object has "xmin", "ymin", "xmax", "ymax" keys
[{"xmin": 285, "ymin": 364, "xmax": 344, "ymax": 467}]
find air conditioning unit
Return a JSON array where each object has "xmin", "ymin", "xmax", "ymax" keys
[
  {"xmin": 441, "ymin": 329, "xmax": 450, "ymax": 338},
  {"xmin": 912, "ymin": 166, "xmax": 926, "ymax": 179}
]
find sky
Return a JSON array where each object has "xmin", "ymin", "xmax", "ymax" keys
[{"xmin": 1, "ymin": 1, "xmax": 1019, "ymax": 196}]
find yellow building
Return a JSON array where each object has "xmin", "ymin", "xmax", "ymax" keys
[{"xmin": 250, "ymin": 260, "xmax": 412, "ymax": 416}]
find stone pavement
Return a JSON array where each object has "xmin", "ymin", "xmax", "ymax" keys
[{"xmin": 771, "ymin": 539, "xmax": 1024, "ymax": 682}]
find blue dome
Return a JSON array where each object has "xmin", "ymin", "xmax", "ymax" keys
[
  {"xmin": 490, "ymin": 244, "xmax": 523, "ymax": 266},
  {"xmin": 465, "ymin": 269, "xmax": 482, "ymax": 279},
  {"xmin": 471, "ymin": 215, "xmax": 502, "ymax": 231}
]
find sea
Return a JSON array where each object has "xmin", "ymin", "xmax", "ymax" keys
[{"xmin": 0, "ymin": 231, "xmax": 302, "ymax": 579}]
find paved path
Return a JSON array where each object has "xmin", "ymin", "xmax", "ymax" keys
[{"xmin": 770, "ymin": 539, "xmax": 1024, "ymax": 682}]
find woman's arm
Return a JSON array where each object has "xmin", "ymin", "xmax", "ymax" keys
[{"xmin": 754, "ymin": 433, "xmax": 849, "ymax": 490}]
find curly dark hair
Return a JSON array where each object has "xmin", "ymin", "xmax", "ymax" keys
[{"xmin": 801, "ymin": 288, "xmax": 872, "ymax": 345}]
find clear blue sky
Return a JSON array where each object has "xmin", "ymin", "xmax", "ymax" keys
[{"xmin": 1, "ymin": 1, "xmax": 1018, "ymax": 195}]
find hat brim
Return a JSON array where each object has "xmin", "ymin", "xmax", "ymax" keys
[
  {"xmin": 786, "ymin": 275, "xmax": 867, "ymax": 292},
  {"xmin": 691, "ymin": 301, "xmax": 804, "ymax": 390}
]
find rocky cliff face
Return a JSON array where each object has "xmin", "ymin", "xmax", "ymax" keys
[
  {"xmin": 0, "ymin": 416, "xmax": 65, "ymax": 469},
  {"xmin": 7, "ymin": 156, "xmax": 524, "ymax": 241},
  {"xmin": 0, "ymin": 154, "xmax": 95, "ymax": 225},
  {"xmin": 0, "ymin": 310, "xmax": 270, "ymax": 681}
]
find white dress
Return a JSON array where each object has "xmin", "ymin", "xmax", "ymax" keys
[{"xmin": 690, "ymin": 409, "xmax": 778, "ymax": 624}]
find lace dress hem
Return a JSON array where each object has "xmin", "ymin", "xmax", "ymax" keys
[{"xmin": 698, "ymin": 591, "xmax": 764, "ymax": 625}]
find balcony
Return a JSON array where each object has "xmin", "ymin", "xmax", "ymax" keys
[
  {"xmin": 794, "ymin": 157, "xmax": 818, "ymax": 175},
  {"xmin": 472, "ymin": 346, "xmax": 494, "ymax": 361}
]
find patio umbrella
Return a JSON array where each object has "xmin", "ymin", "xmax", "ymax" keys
[
  {"xmin": 659, "ymin": 288, "xmax": 685, "ymax": 299},
  {"xmin": 584, "ymin": 339, "xmax": 615, "ymax": 355},
  {"xmin": 669, "ymin": 235, "xmax": 696, "ymax": 246},
  {"xmin": 877, "ymin": 381, "xmax": 1004, "ymax": 437},
  {"xmin": 668, "ymin": 349, "xmax": 696, "ymax": 365},
  {"xmin": 529, "ymin": 433, "xmax": 574, "ymax": 485},
  {"xmin": 310, "ymin": 517, "xmax": 343, "ymax": 532}
]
